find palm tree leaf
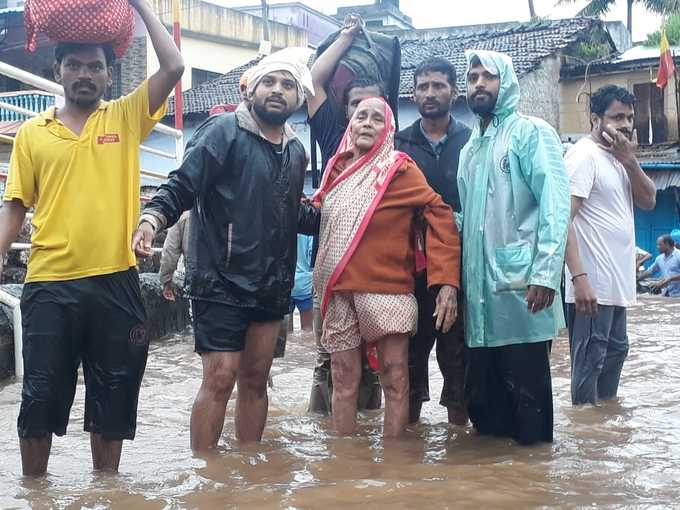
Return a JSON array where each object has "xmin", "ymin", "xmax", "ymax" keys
[
  {"xmin": 640, "ymin": 0, "xmax": 680, "ymax": 14},
  {"xmin": 577, "ymin": 0, "xmax": 617, "ymax": 16}
]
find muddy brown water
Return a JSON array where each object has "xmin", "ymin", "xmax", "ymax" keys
[{"xmin": 1, "ymin": 295, "xmax": 679, "ymax": 509}]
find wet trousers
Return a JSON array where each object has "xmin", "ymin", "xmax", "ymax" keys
[
  {"xmin": 408, "ymin": 275, "xmax": 466, "ymax": 422},
  {"xmin": 566, "ymin": 304, "xmax": 629, "ymax": 406},
  {"xmin": 465, "ymin": 341, "xmax": 553, "ymax": 445}
]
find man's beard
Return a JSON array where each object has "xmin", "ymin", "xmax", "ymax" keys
[
  {"xmin": 73, "ymin": 96, "xmax": 100, "ymax": 108},
  {"xmin": 253, "ymin": 99, "xmax": 293, "ymax": 126},
  {"xmin": 66, "ymin": 82, "xmax": 102, "ymax": 109},
  {"xmin": 468, "ymin": 91, "xmax": 497, "ymax": 116},
  {"xmin": 419, "ymin": 100, "xmax": 450, "ymax": 119},
  {"xmin": 596, "ymin": 123, "xmax": 633, "ymax": 142}
]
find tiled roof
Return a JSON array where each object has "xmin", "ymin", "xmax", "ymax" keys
[
  {"xmin": 638, "ymin": 143, "xmax": 680, "ymax": 165},
  {"xmin": 169, "ymin": 17, "xmax": 601, "ymax": 116},
  {"xmin": 168, "ymin": 57, "xmax": 261, "ymax": 116},
  {"xmin": 399, "ymin": 17, "xmax": 601, "ymax": 95}
]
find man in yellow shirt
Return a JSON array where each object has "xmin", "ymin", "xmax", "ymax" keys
[{"xmin": 0, "ymin": 0, "xmax": 183, "ymax": 476}]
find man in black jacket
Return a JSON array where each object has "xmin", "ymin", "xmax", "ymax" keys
[
  {"xmin": 132, "ymin": 60, "xmax": 319, "ymax": 451},
  {"xmin": 395, "ymin": 57, "xmax": 471, "ymax": 426}
]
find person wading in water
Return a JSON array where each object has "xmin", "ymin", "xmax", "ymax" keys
[{"xmin": 0, "ymin": 0, "xmax": 184, "ymax": 476}]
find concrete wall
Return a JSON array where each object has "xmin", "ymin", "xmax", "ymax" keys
[
  {"xmin": 236, "ymin": 4, "xmax": 340, "ymax": 46},
  {"xmin": 518, "ymin": 55, "xmax": 562, "ymax": 131},
  {"xmin": 148, "ymin": 35, "xmax": 256, "ymax": 92},
  {"xmin": 560, "ymin": 69, "xmax": 679, "ymax": 141},
  {"xmin": 117, "ymin": 36, "xmax": 148, "ymax": 97},
  {"xmin": 0, "ymin": 275, "xmax": 191, "ymax": 380}
]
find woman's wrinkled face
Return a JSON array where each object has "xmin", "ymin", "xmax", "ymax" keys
[{"xmin": 350, "ymin": 99, "xmax": 386, "ymax": 153}]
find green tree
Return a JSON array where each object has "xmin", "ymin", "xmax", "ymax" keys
[
  {"xmin": 557, "ymin": 0, "xmax": 680, "ymax": 36},
  {"xmin": 645, "ymin": 13, "xmax": 680, "ymax": 45}
]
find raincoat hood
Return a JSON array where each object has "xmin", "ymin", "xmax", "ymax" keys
[{"xmin": 465, "ymin": 49, "xmax": 519, "ymax": 121}]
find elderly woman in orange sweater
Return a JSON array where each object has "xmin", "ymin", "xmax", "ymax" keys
[{"xmin": 312, "ymin": 97, "xmax": 461, "ymax": 437}]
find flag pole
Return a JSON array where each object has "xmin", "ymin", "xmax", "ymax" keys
[
  {"xmin": 673, "ymin": 50, "xmax": 680, "ymax": 143},
  {"xmin": 172, "ymin": 0, "xmax": 183, "ymax": 131}
]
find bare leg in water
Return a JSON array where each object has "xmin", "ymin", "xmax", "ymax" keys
[
  {"xmin": 330, "ymin": 346, "xmax": 362, "ymax": 435},
  {"xmin": 235, "ymin": 321, "xmax": 280, "ymax": 442},
  {"xmin": 20, "ymin": 436, "xmax": 52, "ymax": 476},
  {"xmin": 190, "ymin": 351, "xmax": 240, "ymax": 451},
  {"xmin": 90, "ymin": 433, "xmax": 123, "ymax": 471},
  {"xmin": 190, "ymin": 321, "xmax": 280, "ymax": 450},
  {"xmin": 377, "ymin": 335, "xmax": 409, "ymax": 438}
]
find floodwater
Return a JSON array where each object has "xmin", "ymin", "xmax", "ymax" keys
[{"xmin": 1, "ymin": 295, "xmax": 679, "ymax": 509}]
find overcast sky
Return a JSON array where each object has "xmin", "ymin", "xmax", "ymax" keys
[{"xmin": 208, "ymin": 0, "xmax": 663, "ymax": 42}]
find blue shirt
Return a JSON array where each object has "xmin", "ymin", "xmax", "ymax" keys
[
  {"xmin": 292, "ymin": 234, "xmax": 314, "ymax": 299},
  {"xmin": 650, "ymin": 249, "xmax": 680, "ymax": 297},
  {"xmin": 419, "ymin": 118, "xmax": 450, "ymax": 157}
]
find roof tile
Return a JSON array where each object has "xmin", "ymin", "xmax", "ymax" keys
[{"xmin": 169, "ymin": 17, "xmax": 598, "ymax": 116}]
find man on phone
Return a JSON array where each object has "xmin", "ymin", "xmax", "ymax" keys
[{"xmin": 564, "ymin": 85, "xmax": 656, "ymax": 406}]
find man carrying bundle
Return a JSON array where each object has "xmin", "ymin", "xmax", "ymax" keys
[{"xmin": 0, "ymin": 0, "xmax": 183, "ymax": 476}]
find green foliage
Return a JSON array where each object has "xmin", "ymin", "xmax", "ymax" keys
[
  {"xmin": 645, "ymin": 13, "xmax": 680, "ymax": 46},
  {"xmin": 574, "ymin": 40, "xmax": 615, "ymax": 60},
  {"xmin": 557, "ymin": 0, "xmax": 680, "ymax": 32}
]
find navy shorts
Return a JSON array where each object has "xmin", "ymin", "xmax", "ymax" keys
[
  {"xmin": 18, "ymin": 269, "xmax": 148, "ymax": 441},
  {"xmin": 192, "ymin": 300, "xmax": 284, "ymax": 353},
  {"xmin": 289, "ymin": 295, "xmax": 313, "ymax": 314}
]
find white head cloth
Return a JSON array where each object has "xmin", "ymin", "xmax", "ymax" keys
[{"xmin": 246, "ymin": 50, "xmax": 314, "ymax": 109}]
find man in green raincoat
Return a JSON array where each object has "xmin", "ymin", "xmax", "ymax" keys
[{"xmin": 457, "ymin": 50, "xmax": 570, "ymax": 445}]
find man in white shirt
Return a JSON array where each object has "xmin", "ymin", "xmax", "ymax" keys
[{"xmin": 564, "ymin": 85, "xmax": 656, "ymax": 406}]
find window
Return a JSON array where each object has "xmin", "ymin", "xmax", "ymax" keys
[
  {"xmin": 192, "ymin": 68, "xmax": 221, "ymax": 88},
  {"xmin": 634, "ymin": 82, "xmax": 667, "ymax": 144}
]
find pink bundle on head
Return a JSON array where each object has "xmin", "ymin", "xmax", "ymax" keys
[{"xmin": 25, "ymin": 0, "xmax": 135, "ymax": 58}]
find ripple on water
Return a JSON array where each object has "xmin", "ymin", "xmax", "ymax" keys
[{"xmin": 1, "ymin": 296, "xmax": 680, "ymax": 508}]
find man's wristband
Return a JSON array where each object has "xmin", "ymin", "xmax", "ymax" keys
[{"xmin": 571, "ymin": 273, "xmax": 588, "ymax": 283}]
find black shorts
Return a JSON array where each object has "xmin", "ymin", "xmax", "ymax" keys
[
  {"xmin": 192, "ymin": 300, "xmax": 284, "ymax": 353},
  {"xmin": 18, "ymin": 269, "xmax": 148, "ymax": 441}
]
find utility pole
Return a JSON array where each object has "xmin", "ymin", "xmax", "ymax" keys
[
  {"xmin": 261, "ymin": 0, "xmax": 270, "ymax": 42},
  {"xmin": 172, "ymin": 0, "xmax": 183, "ymax": 130},
  {"xmin": 259, "ymin": 0, "xmax": 272, "ymax": 55},
  {"xmin": 528, "ymin": 0, "xmax": 537, "ymax": 19}
]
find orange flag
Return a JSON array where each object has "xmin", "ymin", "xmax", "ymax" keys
[{"xmin": 656, "ymin": 29, "xmax": 675, "ymax": 89}]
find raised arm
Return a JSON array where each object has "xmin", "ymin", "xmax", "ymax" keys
[
  {"xmin": 308, "ymin": 15, "xmax": 363, "ymax": 117},
  {"xmin": 129, "ymin": 0, "xmax": 185, "ymax": 116}
]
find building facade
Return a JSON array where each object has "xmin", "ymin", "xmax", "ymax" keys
[
  {"xmin": 150, "ymin": 0, "xmax": 308, "ymax": 91},
  {"xmin": 233, "ymin": 2, "xmax": 340, "ymax": 47}
]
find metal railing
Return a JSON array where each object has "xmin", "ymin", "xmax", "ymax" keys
[
  {"xmin": 0, "ymin": 61, "xmax": 180, "ymax": 378},
  {"xmin": 0, "ymin": 61, "xmax": 184, "ymax": 172},
  {"xmin": 0, "ymin": 289, "xmax": 21, "ymax": 377},
  {"xmin": 0, "ymin": 91, "xmax": 55, "ymax": 122}
]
